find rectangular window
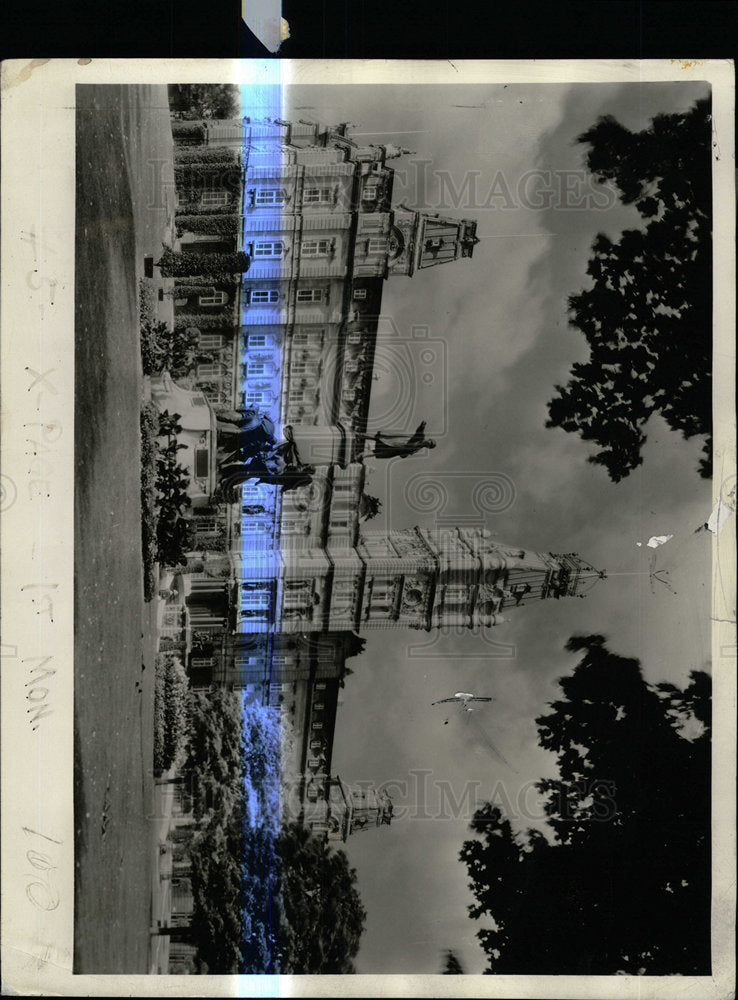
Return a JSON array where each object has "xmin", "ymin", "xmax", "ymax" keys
[
  {"xmin": 255, "ymin": 188, "xmax": 285, "ymax": 206},
  {"xmin": 313, "ymin": 702, "xmax": 325, "ymax": 711},
  {"xmin": 199, "ymin": 334, "xmax": 223, "ymax": 349},
  {"xmin": 244, "ymin": 362, "xmax": 267, "ymax": 377},
  {"xmin": 241, "ymin": 590, "xmax": 270, "ymax": 610},
  {"xmin": 315, "ymin": 682, "xmax": 326, "ymax": 690},
  {"xmin": 194, "ymin": 450, "xmax": 209, "ymax": 478},
  {"xmin": 245, "ymin": 391, "xmax": 267, "ymax": 406},
  {"xmin": 292, "ymin": 328, "xmax": 325, "ymax": 347},
  {"xmin": 250, "ymin": 289, "xmax": 279, "ymax": 304},
  {"xmin": 304, "ymin": 187, "xmax": 332, "ymax": 204},
  {"xmin": 254, "ymin": 241, "xmax": 284, "ymax": 258},
  {"xmin": 301, "ymin": 239, "xmax": 332, "ymax": 257},
  {"xmin": 198, "ymin": 291, "xmax": 228, "ymax": 307},
  {"xmin": 200, "ymin": 191, "xmax": 229, "ymax": 207},
  {"xmin": 201, "ymin": 292, "xmax": 228, "ymax": 311},
  {"xmin": 196, "ymin": 363, "xmax": 225, "ymax": 378},
  {"xmin": 296, "ymin": 288, "xmax": 323, "ymax": 303},
  {"xmin": 368, "ymin": 238, "xmax": 387, "ymax": 254},
  {"xmin": 308, "ymin": 758, "xmax": 321, "ymax": 768},
  {"xmin": 311, "ymin": 721, "xmax": 323, "ymax": 730},
  {"xmin": 363, "ymin": 183, "xmax": 378, "ymax": 201},
  {"xmin": 353, "ymin": 288, "xmax": 367, "ymax": 299},
  {"xmin": 246, "ymin": 334, "xmax": 267, "ymax": 348},
  {"xmin": 310, "ymin": 739, "xmax": 323, "ymax": 750}
]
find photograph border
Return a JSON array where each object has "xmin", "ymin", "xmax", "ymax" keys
[{"xmin": 1, "ymin": 57, "xmax": 735, "ymax": 998}]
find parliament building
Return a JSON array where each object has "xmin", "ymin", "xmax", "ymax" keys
[{"xmin": 167, "ymin": 114, "xmax": 600, "ymax": 841}]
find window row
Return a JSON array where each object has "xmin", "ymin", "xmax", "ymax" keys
[
  {"xmin": 247, "ymin": 288, "xmax": 326, "ymax": 304},
  {"xmin": 250, "ymin": 238, "xmax": 337, "ymax": 259}
]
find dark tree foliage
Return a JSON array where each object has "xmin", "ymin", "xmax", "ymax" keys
[
  {"xmin": 277, "ymin": 823, "xmax": 367, "ymax": 973},
  {"xmin": 546, "ymin": 97, "xmax": 712, "ymax": 481},
  {"xmin": 442, "ymin": 949, "xmax": 465, "ymax": 973},
  {"xmin": 178, "ymin": 694, "xmax": 368, "ymax": 974},
  {"xmin": 460, "ymin": 635, "xmax": 711, "ymax": 975},
  {"xmin": 359, "ymin": 493, "xmax": 383, "ymax": 520},
  {"xmin": 141, "ymin": 321, "xmax": 216, "ymax": 377},
  {"xmin": 168, "ymin": 84, "xmax": 240, "ymax": 120}
]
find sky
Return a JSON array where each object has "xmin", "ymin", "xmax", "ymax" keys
[{"xmin": 284, "ymin": 80, "xmax": 713, "ymax": 974}]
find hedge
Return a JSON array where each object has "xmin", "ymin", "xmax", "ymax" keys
[
  {"xmin": 139, "ymin": 279, "xmax": 157, "ymax": 327},
  {"xmin": 171, "ymin": 122, "xmax": 206, "ymax": 143},
  {"xmin": 157, "ymin": 247, "xmax": 250, "ymax": 278},
  {"xmin": 140, "ymin": 402, "xmax": 160, "ymax": 602},
  {"xmin": 154, "ymin": 653, "xmax": 190, "ymax": 774},
  {"xmin": 174, "ymin": 165, "xmax": 240, "ymax": 180},
  {"xmin": 169, "ymin": 284, "xmax": 217, "ymax": 298},
  {"xmin": 174, "ymin": 202, "xmax": 238, "ymax": 217},
  {"xmin": 173, "ymin": 272, "xmax": 242, "ymax": 286},
  {"xmin": 175, "ymin": 214, "xmax": 241, "ymax": 237},
  {"xmin": 174, "ymin": 313, "xmax": 238, "ymax": 332},
  {"xmin": 174, "ymin": 146, "xmax": 239, "ymax": 165}
]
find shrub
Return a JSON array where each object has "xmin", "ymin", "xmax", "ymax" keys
[
  {"xmin": 154, "ymin": 653, "xmax": 190, "ymax": 774},
  {"xmin": 174, "ymin": 146, "xmax": 239, "ymax": 165},
  {"xmin": 173, "ymin": 313, "xmax": 236, "ymax": 333},
  {"xmin": 175, "ymin": 215, "xmax": 240, "ymax": 238},
  {"xmin": 157, "ymin": 245, "xmax": 251, "ymax": 278},
  {"xmin": 140, "ymin": 402, "xmax": 160, "ymax": 602},
  {"xmin": 168, "ymin": 283, "xmax": 217, "ymax": 298},
  {"xmin": 141, "ymin": 321, "xmax": 216, "ymax": 377},
  {"xmin": 171, "ymin": 121, "xmax": 207, "ymax": 144},
  {"xmin": 139, "ymin": 279, "xmax": 157, "ymax": 327}
]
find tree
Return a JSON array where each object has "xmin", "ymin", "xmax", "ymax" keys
[
  {"xmin": 183, "ymin": 697, "xmax": 283, "ymax": 973},
  {"xmin": 182, "ymin": 688, "xmax": 244, "ymax": 821},
  {"xmin": 460, "ymin": 635, "xmax": 711, "ymax": 975},
  {"xmin": 442, "ymin": 949, "xmax": 464, "ymax": 973},
  {"xmin": 359, "ymin": 493, "xmax": 382, "ymax": 520},
  {"xmin": 546, "ymin": 98, "xmax": 712, "ymax": 481},
  {"xmin": 277, "ymin": 824, "xmax": 367, "ymax": 973},
  {"xmin": 168, "ymin": 84, "xmax": 240, "ymax": 120},
  {"xmin": 140, "ymin": 320, "xmax": 216, "ymax": 377}
]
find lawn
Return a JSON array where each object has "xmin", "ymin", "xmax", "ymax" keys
[{"xmin": 74, "ymin": 83, "xmax": 174, "ymax": 973}]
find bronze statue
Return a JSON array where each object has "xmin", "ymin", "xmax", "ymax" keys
[{"xmin": 367, "ymin": 421, "xmax": 436, "ymax": 459}]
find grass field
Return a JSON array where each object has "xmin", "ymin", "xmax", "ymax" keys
[{"xmin": 74, "ymin": 83, "xmax": 173, "ymax": 973}]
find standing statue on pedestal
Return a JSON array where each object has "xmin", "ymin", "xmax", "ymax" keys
[{"xmin": 363, "ymin": 421, "xmax": 436, "ymax": 459}]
